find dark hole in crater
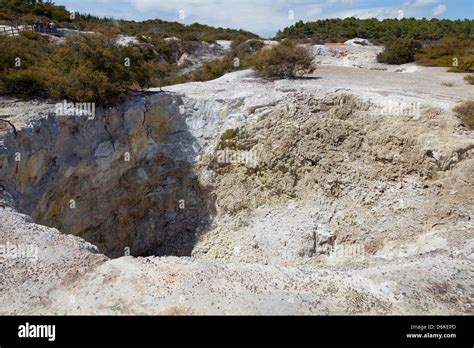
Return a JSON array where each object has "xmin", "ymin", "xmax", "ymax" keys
[{"xmin": 0, "ymin": 95, "xmax": 216, "ymax": 258}]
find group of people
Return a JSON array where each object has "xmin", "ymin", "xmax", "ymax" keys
[{"xmin": 32, "ymin": 21, "xmax": 56, "ymax": 33}]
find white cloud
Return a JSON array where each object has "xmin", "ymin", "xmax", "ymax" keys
[
  {"xmin": 413, "ymin": 0, "xmax": 439, "ymax": 7},
  {"xmin": 325, "ymin": 0, "xmax": 450, "ymax": 21},
  {"xmin": 130, "ymin": 0, "xmax": 275, "ymax": 36},
  {"xmin": 129, "ymin": 0, "xmax": 334, "ymax": 37},
  {"xmin": 324, "ymin": 6, "xmax": 399, "ymax": 20},
  {"xmin": 432, "ymin": 4, "xmax": 447, "ymax": 16},
  {"xmin": 57, "ymin": 0, "xmax": 460, "ymax": 37}
]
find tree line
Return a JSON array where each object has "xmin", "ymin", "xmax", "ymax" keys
[{"xmin": 278, "ymin": 18, "xmax": 474, "ymax": 43}]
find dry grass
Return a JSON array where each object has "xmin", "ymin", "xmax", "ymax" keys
[
  {"xmin": 441, "ymin": 81, "xmax": 454, "ymax": 87},
  {"xmin": 464, "ymin": 75, "xmax": 474, "ymax": 85},
  {"xmin": 454, "ymin": 101, "xmax": 474, "ymax": 129}
]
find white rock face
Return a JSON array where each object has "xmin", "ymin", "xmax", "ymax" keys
[
  {"xmin": 309, "ymin": 41, "xmax": 419, "ymax": 72},
  {"xmin": 115, "ymin": 35, "xmax": 139, "ymax": 46},
  {"xmin": 177, "ymin": 52, "xmax": 191, "ymax": 66},
  {"xmin": 344, "ymin": 38, "xmax": 372, "ymax": 46},
  {"xmin": 254, "ymin": 206, "xmax": 317, "ymax": 262},
  {"xmin": 56, "ymin": 28, "xmax": 95, "ymax": 37},
  {"xmin": 175, "ymin": 41, "xmax": 231, "ymax": 73},
  {"xmin": 254, "ymin": 201, "xmax": 336, "ymax": 263},
  {"xmin": 1, "ymin": 205, "xmax": 472, "ymax": 315},
  {"xmin": 262, "ymin": 40, "xmax": 279, "ymax": 49},
  {"xmin": 215, "ymin": 40, "xmax": 232, "ymax": 50},
  {"xmin": 164, "ymin": 36, "xmax": 180, "ymax": 42}
]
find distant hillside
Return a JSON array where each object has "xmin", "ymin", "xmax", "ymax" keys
[
  {"xmin": 0, "ymin": 0, "xmax": 100, "ymax": 23},
  {"xmin": 0, "ymin": 0, "xmax": 259, "ymax": 42},
  {"xmin": 278, "ymin": 18, "xmax": 474, "ymax": 43},
  {"xmin": 0, "ymin": 0, "xmax": 263, "ymax": 104}
]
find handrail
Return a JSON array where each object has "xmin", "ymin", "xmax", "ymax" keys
[{"xmin": 0, "ymin": 25, "xmax": 58, "ymax": 37}]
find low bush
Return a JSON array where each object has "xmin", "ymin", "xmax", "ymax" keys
[
  {"xmin": 159, "ymin": 38, "xmax": 265, "ymax": 86},
  {"xmin": 377, "ymin": 38, "xmax": 421, "ymax": 65},
  {"xmin": 0, "ymin": 32, "xmax": 51, "ymax": 71},
  {"xmin": 231, "ymin": 39, "xmax": 264, "ymax": 54},
  {"xmin": 440, "ymin": 81, "xmax": 454, "ymax": 87},
  {"xmin": 464, "ymin": 75, "xmax": 474, "ymax": 85},
  {"xmin": 219, "ymin": 128, "xmax": 239, "ymax": 149},
  {"xmin": 448, "ymin": 56, "xmax": 474, "ymax": 73},
  {"xmin": 151, "ymin": 39, "xmax": 182, "ymax": 64},
  {"xmin": 0, "ymin": 33, "xmax": 160, "ymax": 104},
  {"xmin": 416, "ymin": 37, "xmax": 474, "ymax": 72},
  {"xmin": 254, "ymin": 40, "xmax": 315, "ymax": 78},
  {"xmin": 190, "ymin": 56, "xmax": 235, "ymax": 82},
  {"xmin": 0, "ymin": 0, "xmax": 262, "ymax": 103},
  {"xmin": 1, "ymin": 68, "xmax": 49, "ymax": 97},
  {"xmin": 47, "ymin": 65, "xmax": 121, "ymax": 102},
  {"xmin": 454, "ymin": 101, "xmax": 474, "ymax": 129}
]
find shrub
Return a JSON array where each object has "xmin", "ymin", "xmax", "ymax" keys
[
  {"xmin": 0, "ymin": 0, "xmax": 262, "ymax": 102},
  {"xmin": 0, "ymin": 32, "xmax": 51, "ymax": 71},
  {"xmin": 164, "ymin": 39, "xmax": 265, "ymax": 85},
  {"xmin": 221, "ymin": 128, "xmax": 238, "ymax": 140},
  {"xmin": 448, "ymin": 56, "xmax": 474, "ymax": 73},
  {"xmin": 190, "ymin": 56, "xmax": 235, "ymax": 82},
  {"xmin": 151, "ymin": 61, "xmax": 173, "ymax": 89},
  {"xmin": 0, "ymin": 31, "xmax": 163, "ymax": 104},
  {"xmin": 1, "ymin": 68, "xmax": 49, "ymax": 97},
  {"xmin": 416, "ymin": 37, "xmax": 474, "ymax": 71},
  {"xmin": 441, "ymin": 81, "xmax": 454, "ymax": 87},
  {"xmin": 219, "ymin": 128, "xmax": 238, "ymax": 149},
  {"xmin": 377, "ymin": 38, "xmax": 421, "ymax": 64},
  {"xmin": 152, "ymin": 39, "xmax": 181, "ymax": 64},
  {"xmin": 231, "ymin": 39, "xmax": 264, "ymax": 54},
  {"xmin": 465, "ymin": 75, "xmax": 474, "ymax": 85},
  {"xmin": 454, "ymin": 101, "xmax": 474, "ymax": 129},
  {"xmin": 0, "ymin": 0, "xmax": 71, "ymax": 23},
  {"xmin": 47, "ymin": 65, "xmax": 121, "ymax": 103},
  {"xmin": 254, "ymin": 40, "xmax": 316, "ymax": 78}
]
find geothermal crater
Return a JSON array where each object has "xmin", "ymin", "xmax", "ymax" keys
[{"xmin": 0, "ymin": 67, "xmax": 472, "ymax": 315}]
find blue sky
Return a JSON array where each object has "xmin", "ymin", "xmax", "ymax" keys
[{"xmin": 54, "ymin": 0, "xmax": 474, "ymax": 38}]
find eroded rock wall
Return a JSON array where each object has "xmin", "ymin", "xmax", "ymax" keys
[
  {"xmin": 193, "ymin": 93, "xmax": 474, "ymax": 266},
  {"xmin": 0, "ymin": 94, "xmax": 215, "ymax": 257}
]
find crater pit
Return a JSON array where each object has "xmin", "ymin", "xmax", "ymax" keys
[{"xmin": 0, "ymin": 94, "xmax": 215, "ymax": 258}]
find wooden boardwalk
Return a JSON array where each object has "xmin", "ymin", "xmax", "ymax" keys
[{"xmin": 0, "ymin": 25, "xmax": 58, "ymax": 37}]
